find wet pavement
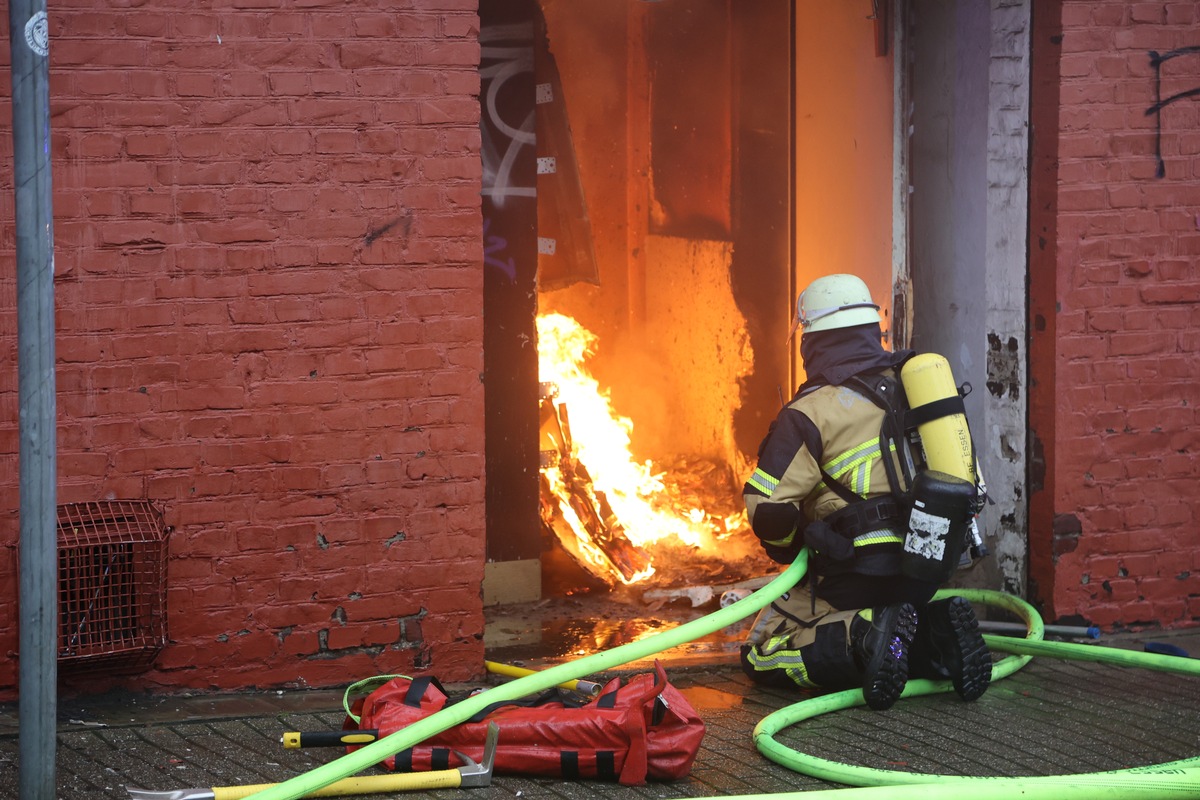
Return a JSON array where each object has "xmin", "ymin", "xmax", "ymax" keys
[{"xmin": 2, "ymin": 603, "xmax": 1200, "ymax": 800}]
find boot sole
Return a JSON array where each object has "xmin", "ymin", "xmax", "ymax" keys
[
  {"xmin": 862, "ymin": 603, "xmax": 918, "ymax": 711},
  {"xmin": 944, "ymin": 596, "xmax": 992, "ymax": 701}
]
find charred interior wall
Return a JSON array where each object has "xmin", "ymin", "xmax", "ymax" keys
[{"xmin": 537, "ymin": 0, "xmax": 791, "ymax": 480}]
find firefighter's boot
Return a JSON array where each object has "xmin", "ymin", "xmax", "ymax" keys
[
  {"xmin": 850, "ymin": 603, "xmax": 918, "ymax": 711},
  {"xmin": 913, "ymin": 595, "xmax": 992, "ymax": 701}
]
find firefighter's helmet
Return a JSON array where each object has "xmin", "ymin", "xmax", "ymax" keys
[{"xmin": 791, "ymin": 274, "xmax": 881, "ymax": 337}]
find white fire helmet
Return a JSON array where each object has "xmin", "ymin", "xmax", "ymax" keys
[{"xmin": 788, "ymin": 274, "xmax": 881, "ymax": 340}]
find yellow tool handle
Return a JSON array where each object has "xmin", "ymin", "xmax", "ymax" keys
[
  {"xmin": 281, "ymin": 731, "xmax": 380, "ymax": 749},
  {"xmin": 212, "ymin": 769, "xmax": 462, "ymax": 800},
  {"xmin": 484, "ymin": 661, "xmax": 602, "ymax": 696}
]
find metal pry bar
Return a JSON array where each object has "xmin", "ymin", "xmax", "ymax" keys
[
  {"xmin": 457, "ymin": 720, "xmax": 499, "ymax": 788},
  {"xmin": 127, "ymin": 722, "xmax": 500, "ymax": 799}
]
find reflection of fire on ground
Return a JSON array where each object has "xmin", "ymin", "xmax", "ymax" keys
[{"xmin": 537, "ymin": 313, "xmax": 773, "ymax": 596}]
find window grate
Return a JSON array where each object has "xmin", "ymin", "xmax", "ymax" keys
[{"xmin": 57, "ymin": 501, "xmax": 168, "ymax": 672}]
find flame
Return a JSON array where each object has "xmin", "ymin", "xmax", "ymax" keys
[{"xmin": 537, "ymin": 313, "xmax": 736, "ymax": 585}]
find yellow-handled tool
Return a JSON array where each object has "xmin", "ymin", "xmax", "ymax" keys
[
  {"xmin": 281, "ymin": 730, "xmax": 382, "ymax": 749},
  {"xmin": 283, "ymin": 663, "xmax": 600, "ymax": 752},
  {"xmin": 127, "ymin": 723, "xmax": 498, "ymax": 800},
  {"xmin": 485, "ymin": 660, "xmax": 602, "ymax": 696}
]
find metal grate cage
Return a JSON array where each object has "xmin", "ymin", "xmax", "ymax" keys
[{"xmin": 57, "ymin": 501, "xmax": 169, "ymax": 672}]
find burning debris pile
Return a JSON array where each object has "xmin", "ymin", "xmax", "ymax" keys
[
  {"xmin": 536, "ymin": 314, "xmax": 771, "ymax": 591},
  {"xmin": 539, "ymin": 384, "xmax": 654, "ymax": 584}
]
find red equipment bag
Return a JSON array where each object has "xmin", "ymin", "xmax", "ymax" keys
[{"xmin": 343, "ymin": 660, "xmax": 705, "ymax": 785}]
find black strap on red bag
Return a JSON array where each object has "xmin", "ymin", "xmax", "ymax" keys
[{"xmin": 342, "ymin": 660, "xmax": 705, "ymax": 785}]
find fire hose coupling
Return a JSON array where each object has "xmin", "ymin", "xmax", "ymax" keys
[{"xmin": 484, "ymin": 660, "xmax": 603, "ymax": 697}]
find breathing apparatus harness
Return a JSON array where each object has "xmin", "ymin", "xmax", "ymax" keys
[{"xmin": 806, "ymin": 356, "xmax": 987, "ymax": 588}]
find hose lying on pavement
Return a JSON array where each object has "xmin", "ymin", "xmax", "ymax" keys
[
  {"xmin": 246, "ymin": 550, "xmax": 1200, "ymax": 800},
  {"xmin": 753, "ymin": 586, "xmax": 1200, "ymax": 798},
  {"xmin": 243, "ymin": 553, "xmax": 810, "ymax": 800}
]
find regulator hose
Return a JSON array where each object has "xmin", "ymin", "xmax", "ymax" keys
[
  {"xmin": 244, "ymin": 553, "xmax": 810, "ymax": 800},
  {"xmin": 247, "ymin": 552, "xmax": 1200, "ymax": 800}
]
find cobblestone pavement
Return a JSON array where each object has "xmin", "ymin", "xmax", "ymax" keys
[{"xmin": 2, "ymin": 627, "xmax": 1199, "ymax": 800}]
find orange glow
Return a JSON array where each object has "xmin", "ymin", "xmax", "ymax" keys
[{"xmin": 537, "ymin": 313, "xmax": 742, "ymax": 585}]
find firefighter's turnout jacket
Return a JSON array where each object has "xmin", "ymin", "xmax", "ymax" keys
[
  {"xmin": 740, "ymin": 365, "xmax": 912, "ymax": 691},
  {"xmin": 744, "ymin": 368, "xmax": 905, "ymax": 578}
]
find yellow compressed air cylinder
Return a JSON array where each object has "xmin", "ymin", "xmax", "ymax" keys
[{"xmin": 900, "ymin": 353, "xmax": 975, "ymax": 483}]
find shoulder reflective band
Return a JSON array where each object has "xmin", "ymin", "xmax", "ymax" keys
[{"xmin": 748, "ymin": 468, "xmax": 780, "ymax": 495}]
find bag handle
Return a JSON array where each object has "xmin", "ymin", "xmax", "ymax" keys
[
  {"xmin": 613, "ymin": 661, "xmax": 674, "ymax": 783},
  {"xmin": 342, "ymin": 674, "xmax": 410, "ymax": 725},
  {"xmin": 460, "ymin": 686, "xmax": 584, "ymax": 723},
  {"xmin": 404, "ymin": 676, "xmax": 451, "ymax": 708}
]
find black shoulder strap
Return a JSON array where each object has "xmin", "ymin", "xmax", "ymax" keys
[
  {"xmin": 818, "ymin": 461, "xmax": 863, "ymax": 504},
  {"xmin": 844, "ymin": 370, "xmax": 915, "ymax": 500},
  {"xmin": 842, "ymin": 373, "xmax": 897, "ymax": 414},
  {"xmin": 804, "ymin": 369, "xmax": 916, "ymax": 504}
]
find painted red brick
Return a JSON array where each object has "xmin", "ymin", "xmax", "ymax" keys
[
  {"xmin": 0, "ymin": 1, "xmax": 484, "ymax": 701},
  {"xmin": 1030, "ymin": 1, "xmax": 1200, "ymax": 633}
]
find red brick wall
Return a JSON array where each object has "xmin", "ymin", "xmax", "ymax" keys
[
  {"xmin": 1029, "ymin": 1, "xmax": 1200, "ymax": 630},
  {"xmin": 0, "ymin": 2, "xmax": 486, "ymax": 698}
]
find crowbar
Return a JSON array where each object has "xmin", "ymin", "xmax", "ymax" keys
[{"xmin": 126, "ymin": 722, "xmax": 498, "ymax": 800}]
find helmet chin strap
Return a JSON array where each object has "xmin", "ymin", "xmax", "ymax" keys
[
  {"xmin": 785, "ymin": 315, "xmax": 802, "ymax": 344},
  {"xmin": 800, "ymin": 302, "xmax": 881, "ymax": 328},
  {"xmin": 790, "ymin": 302, "xmax": 882, "ymax": 343}
]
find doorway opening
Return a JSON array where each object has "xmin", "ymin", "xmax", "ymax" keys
[{"xmin": 480, "ymin": 0, "xmax": 898, "ymax": 662}]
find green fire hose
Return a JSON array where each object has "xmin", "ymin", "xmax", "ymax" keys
[
  {"xmin": 246, "ymin": 550, "xmax": 1200, "ymax": 800},
  {"xmin": 244, "ymin": 553, "xmax": 810, "ymax": 800},
  {"xmin": 753, "ymin": 586, "xmax": 1200, "ymax": 798}
]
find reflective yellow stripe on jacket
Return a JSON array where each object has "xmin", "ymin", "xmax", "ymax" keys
[
  {"xmin": 748, "ymin": 467, "xmax": 779, "ymax": 496},
  {"xmin": 747, "ymin": 467, "xmax": 798, "ymax": 548},
  {"xmin": 820, "ymin": 436, "xmax": 893, "ymax": 496},
  {"xmin": 819, "ymin": 438, "xmax": 903, "ymax": 547}
]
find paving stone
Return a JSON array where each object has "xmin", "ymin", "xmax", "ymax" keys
[{"xmin": 2, "ymin": 629, "xmax": 1199, "ymax": 800}]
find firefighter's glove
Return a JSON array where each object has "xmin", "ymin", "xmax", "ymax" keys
[
  {"xmin": 749, "ymin": 501, "xmax": 804, "ymax": 563},
  {"xmin": 803, "ymin": 519, "xmax": 854, "ymax": 562}
]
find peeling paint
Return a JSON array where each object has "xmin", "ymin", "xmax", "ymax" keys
[
  {"xmin": 1052, "ymin": 513, "xmax": 1082, "ymax": 558},
  {"xmin": 986, "ymin": 332, "xmax": 1021, "ymax": 399},
  {"xmin": 998, "ymin": 432, "xmax": 1019, "ymax": 460},
  {"xmin": 992, "ymin": 528, "xmax": 1027, "ymax": 596}
]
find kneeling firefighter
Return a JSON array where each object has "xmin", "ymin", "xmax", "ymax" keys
[{"xmin": 740, "ymin": 273, "xmax": 992, "ymax": 711}]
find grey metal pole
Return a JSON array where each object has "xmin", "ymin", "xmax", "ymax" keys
[{"xmin": 8, "ymin": 2, "xmax": 58, "ymax": 799}]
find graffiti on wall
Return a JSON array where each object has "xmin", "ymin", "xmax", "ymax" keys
[
  {"xmin": 480, "ymin": 22, "xmax": 536, "ymax": 211},
  {"xmin": 1145, "ymin": 45, "xmax": 1200, "ymax": 178},
  {"xmin": 483, "ymin": 217, "xmax": 517, "ymax": 281}
]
